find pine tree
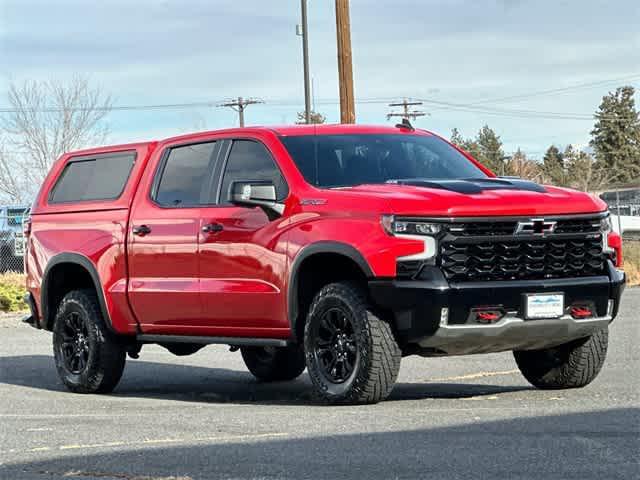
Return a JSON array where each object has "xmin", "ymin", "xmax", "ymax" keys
[
  {"xmin": 449, "ymin": 128, "xmax": 481, "ymax": 160},
  {"xmin": 450, "ymin": 128, "xmax": 465, "ymax": 147},
  {"xmin": 542, "ymin": 145, "xmax": 566, "ymax": 186},
  {"xmin": 590, "ymin": 86, "xmax": 640, "ymax": 184},
  {"xmin": 476, "ymin": 125, "xmax": 505, "ymax": 174}
]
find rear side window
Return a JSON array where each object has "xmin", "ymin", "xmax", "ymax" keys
[
  {"xmin": 220, "ymin": 140, "xmax": 288, "ymax": 203},
  {"xmin": 154, "ymin": 142, "xmax": 217, "ymax": 207},
  {"xmin": 50, "ymin": 152, "xmax": 136, "ymax": 203}
]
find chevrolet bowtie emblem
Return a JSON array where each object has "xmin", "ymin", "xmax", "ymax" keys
[{"xmin": 515, "ymin": 219, "xmax": 557, "ymax": 236}]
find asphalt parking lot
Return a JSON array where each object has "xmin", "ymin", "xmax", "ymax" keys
[{"xmin": 1, "ymin": 289, "xmax": 638, "ymax": 480}]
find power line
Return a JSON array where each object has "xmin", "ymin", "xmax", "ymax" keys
[
  {"xmin": 0, "ymin": 100, "xmax": 226, "ymax": 114},
  {"xmin": 217, "ymin": 97, "xmax": 263, "ymax": 127},
  {"xmin": 468, "ymin": 74, "xmax": 640, "ymax": 106},
  {"xmin": 412, "ymin": 97, "xmax": 636, "ymax": 121},
  {"xmin": 0, "ymin": 95, "xmax": 634, "ymax": 121}
]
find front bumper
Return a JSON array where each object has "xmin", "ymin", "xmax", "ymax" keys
[{"xmin": 369, "ymin": 260, "xmax": 625, "ymax": 356}]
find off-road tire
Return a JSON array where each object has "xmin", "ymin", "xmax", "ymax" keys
[
  {"xmin": 514, "ymin": 328, "xmax": 608, "ymax": 389},
  {"xmin": 52, "ymin": 289, "xmax": 126, "ymax": 393},
  {"xmin": 241, "ymin": 345, "xmax": 306, "ymax": 382},
  {"xmin": 304, "ymin": 281, "xmax": 401, "ymax": 404}
]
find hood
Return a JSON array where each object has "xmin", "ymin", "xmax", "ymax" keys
[{"xmin": 338, "ymin": 178, "xmax": 607, "ymax": 217}]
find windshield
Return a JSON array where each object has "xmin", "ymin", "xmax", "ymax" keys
[{"xmin": 280, "ymin": 134, "xmax": 488, "ymax": 188}]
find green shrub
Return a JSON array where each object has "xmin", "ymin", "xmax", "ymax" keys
[{"xmin": 0, "ymin": 273, "xmax": 27, "ymax": 312}]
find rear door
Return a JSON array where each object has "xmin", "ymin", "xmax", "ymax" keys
[{"xmin": 128, "ymin": 140, "xmax": 222, "ymax": 333}]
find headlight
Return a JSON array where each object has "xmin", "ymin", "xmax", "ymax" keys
[
  {"xmin": 381, "ymin": 215, "xmax": 442, "ymax": 236},
  {"xmin": 601, "ymin": 213, "xmax": 613, "ymax": 254},
  {"xmin": 600, "ymin": 215, "xmax": 612, "ymax": 235}
]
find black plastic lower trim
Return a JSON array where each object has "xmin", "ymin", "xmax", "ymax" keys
[
  {"xmin": 21, "ymin": 293, "xmax": 40, "ymax": 329},
  {"xmin": 137, "ymin": 334, "xmax": 290, "ymax": 347}
]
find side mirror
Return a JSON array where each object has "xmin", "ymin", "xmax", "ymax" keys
[{"xmin": 230, "ymin": 181, "xmax": 284, "ymax": 220}]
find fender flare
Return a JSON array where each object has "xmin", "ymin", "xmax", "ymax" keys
[
  {"xmin": 287, "ymin": 241, "xmax": 374, "ymax": 340},
  {"xmin": 41, "ymin": 253, "xmax": 114, "ymax": 332}
]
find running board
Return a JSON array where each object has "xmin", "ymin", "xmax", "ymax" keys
[{"xmin": 136, "ymin": 334, "xmax": 290, "ymax": 347}]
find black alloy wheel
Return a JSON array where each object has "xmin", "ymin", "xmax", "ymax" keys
[
  {"xmin": 59, "ymin": 311, "xmax": 91, "ymax": 374},
  {"xmin": 312, "ymin": 307, "xmax": 358, "ymax": 384}
]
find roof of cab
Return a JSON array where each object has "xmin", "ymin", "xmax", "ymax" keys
[{"xmin": 64, "ymin": 124, "xmax": 433, "ymax": 156}]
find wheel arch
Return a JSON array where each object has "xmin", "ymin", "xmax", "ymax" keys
[
  {"xmin": 287, "ymin": 242, "xmax": 374, "ymax": 343},
  {"xmin": 41, "ymin": 253, "xmax": 113, "ymax": 332}
]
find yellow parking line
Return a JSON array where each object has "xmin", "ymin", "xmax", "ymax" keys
[
  {"xmin": 2, "ymin": 432, "xmax": 289, "ymax": 456},
  {"xmin": 428, "ymin": 369, "xmax": 519, "ymax": 382}
]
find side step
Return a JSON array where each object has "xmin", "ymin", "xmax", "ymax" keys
[{"xmin": 136, "ymin": 334, "xmax": 290, "ymax": 347}]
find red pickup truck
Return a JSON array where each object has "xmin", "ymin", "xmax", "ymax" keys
[{"xmin": 23, "ymin": 123, "xmax": 625, "ymax": 404}]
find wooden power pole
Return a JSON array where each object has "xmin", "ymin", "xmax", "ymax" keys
[
  {"xmin": 387, "ymin": 99, "xmax": 426, "ymax": 123},
  {"xmin": 298, "ymin": 0, "xmax": 312, "ymax": 124},
  {"xmin": 217, "ymin": 97, "xmax": 263, "ymax": 127},
  {"xmin": 335, "ymin": 0, "xmax": 355, "ymax": 124}
]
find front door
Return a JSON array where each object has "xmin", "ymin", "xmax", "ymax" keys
[{"xmin": 198, "ymin": 139, "xmax": 290, "ymax": 338}]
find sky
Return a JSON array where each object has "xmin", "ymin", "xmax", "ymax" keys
[{"xmin": 1, "ymin": 0, "xmax": 639, "ymax": 157}]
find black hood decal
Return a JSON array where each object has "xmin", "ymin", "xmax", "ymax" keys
[{"xmin": 387, "ymin": 177, "xmax": 547, "ymax": 194}]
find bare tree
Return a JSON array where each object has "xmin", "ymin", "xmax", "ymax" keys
[
  {"xmin": 0, "ymin": 139, "xmax": 28, "ymax": 204},
  {"xmin": 296, "ymin": 110, "xmax": 326, "ymax": 124},
  {"xmin": 505, "ymin": 148, "xmax": 541, "ymax": 181},
  {"xmin": 1, "ymin": 76, "xmax": 112, "ymax": 191},
  {"xmin": 564, "ymin": 145, "xmax": 617, "ymax": 193}
]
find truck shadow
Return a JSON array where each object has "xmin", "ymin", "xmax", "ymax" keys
[{"xmin": 0, "ymin": 354, "xmax": 532, "ymax": 405}]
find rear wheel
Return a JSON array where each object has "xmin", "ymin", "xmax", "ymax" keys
[
  {"xmin": 241, "ymin": 345, "xmax": 306, "ymax": 382},
  {"xmin": 514, "ymin": 328, "xmax": 608, "ymax": 389},
  {"xmin": 52, "ymin": 289, "xmax": 126, "ymax": 393},
  {"xmin": 304, "ymin": 282, "xmax": 401, "ymax": 404}
]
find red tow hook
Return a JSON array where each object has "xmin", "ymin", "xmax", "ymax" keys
[
  {"xmin": 570, "ymin": 306, "xmax": 593, "ymax": 319},
  {"xmin": 476, "ymin": 311, "xmax": 501, "ymax": 323}
]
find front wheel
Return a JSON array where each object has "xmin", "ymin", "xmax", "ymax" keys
[
  {"xmin": 52, "ymin": 289, "xmax": 126, "ymax": 393},
  {"xmin": 514, "ymin": 328, "xmax": 608, "ymax": 389},
  {"xmin": 304, "ymin": 282, "xmax": 401, "ymax": 404}
]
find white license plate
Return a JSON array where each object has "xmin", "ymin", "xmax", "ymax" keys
[{"xmin": 525, "ymin": 293, "xmax": 564, "ymax": 319}]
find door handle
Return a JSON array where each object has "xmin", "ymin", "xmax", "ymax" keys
[
  {"xmin": 202, "ymin": 223, "xmax": 223, "ymax": 234},
  {"xmin": 132, "ymin": 225, "xmax": 151, "ymax": 236}
]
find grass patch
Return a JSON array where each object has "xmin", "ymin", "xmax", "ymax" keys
[
  {"xmin": 0, "ymin": 273, "xmax": 27, "ymax": 312},
  {"xmin": 623, "ymin": 240, "xmax": 640, "ymax": 286}
]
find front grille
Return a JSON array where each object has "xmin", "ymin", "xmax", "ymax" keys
[
  {"xmin": 438, "ymin": 215, "xmax": 607, "ymax": 282},
  {"xmin": 554, "ymin": 218, "xmax": 601, "ymax": 234},
  {"xmin": 441, "ymin": 238, "xmax": 605, "ymax": 282},
  {"xmin": 445, "ymin": 217, "xmax": 602, "ymax": 236},
  {"xmin": 447, "ymin": 222, "xmax": 516, "ymax": 236}
]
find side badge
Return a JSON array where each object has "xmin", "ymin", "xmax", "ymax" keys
[{"xmin": 300, "ymin": 199, "xmax": 327, "ymax": 206}]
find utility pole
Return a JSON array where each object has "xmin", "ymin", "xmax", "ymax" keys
[
  {"xmin": 217, "ymin": 97, "xmax": 263, "ymax": 127},
  {"xmin": 386, "ymin": 98, "xmax": 426, "ymax": 123},
  {"xmin": 335, "ymin": 0, "xmax": 355, "ymax": 123},
  {"xmin": 297, "ymin": 0, "xmax": 312, "ymax": 124}
]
